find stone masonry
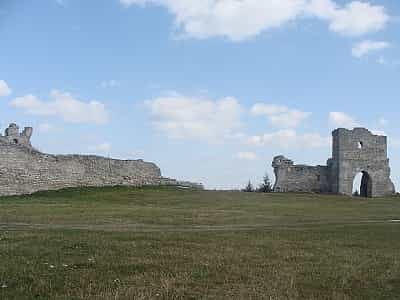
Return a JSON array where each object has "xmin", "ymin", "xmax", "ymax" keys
[
  {"xmin": 273, "ymin": 128, "xmax": 395, "ymax": 197},
  {"xmin": 0, "ymin": 123, "xmax": 202, "ymax": 197}
]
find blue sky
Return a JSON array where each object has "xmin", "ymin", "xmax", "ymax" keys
[{"xmin": 0, "ymin": 0, "xmax": 399, "ymax": 189}]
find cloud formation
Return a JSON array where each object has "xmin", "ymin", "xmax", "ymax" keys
[
  {"xmin": 329, "ymin": 111, "xmax": 360, "ymax": 128},
  {"xmin": 147, "ymin": 93, "xmax": 242, "ymax": 141},
  {"xmin": 120, "ymin": 0, "xmax": 389, "ymax": 41},
  {"xmin": 307, "ymin": 0, "xmax": 388, "ymax": 36},
  {"xmin": 147, "ymin": 93, "xmax": 333, "ymax": 150},
  {"xmin": 352, "ymin": 40, "xmax": 390, "ymax": 58},
  {"xmin": 245, "ymin": 129, "xmax": 330, "ymax": 148},
  {"xmin": 11, "ymin": 90, "xmax": 109, "ymax": 124},
  {"xmin": 251, "ymin": 103, "xmax": 310, "ymax": 128},
  {"xmin": 0, "ymin": 80, "xmax": 12, "ymax": 97}
]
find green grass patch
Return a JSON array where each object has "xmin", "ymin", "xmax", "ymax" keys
[{"xmin": 0, "ymin": 186, "xmax": 400, "ymax": 299}]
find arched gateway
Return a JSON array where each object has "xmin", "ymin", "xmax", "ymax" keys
[
  {"xmin": 353, "ymin": 171, "xmax": 372, "ymax": 198},
  {"xmin": 273, "ymin": 128, "xmax": 395, "ymax": 198},
  {"xmin": 330, "ymin": 128, "xmax": 395, "ymax": 197}
]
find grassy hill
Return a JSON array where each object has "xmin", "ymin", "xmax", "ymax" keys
[{"xmin": 1, "ymin": 186, "xmax": 400, "ymax": 299}]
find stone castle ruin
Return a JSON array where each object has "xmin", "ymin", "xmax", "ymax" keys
[
  {"xmin": 0, "ymin": 123, "xmax": 202, "ymax": 197},
  {"xmin": 273, "ymin": 128, "xmax": 395, "ymax": 197}
]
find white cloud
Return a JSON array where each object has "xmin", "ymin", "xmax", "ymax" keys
[
  {"xmin": 371, "ymin": 129, "xmax": 386, "ymax": 136},
  {"xmin": 121, "ymin": 0, "xmax": 306, "ymax": 41},
  {"xmin": 352, "ymin": 40, "xmax": 390, "ymax": 58},
  {"xmin": 0, "ymin": 80, "xmax": 12, "ymax": 97},
  {"xmin": 146, "ymin": 93, "xmax": 242, "ymax": 141},
  {"xmin": 308, "ymin": 0, "xmax": 389, "ymax": 36},
  {"xmin": 88, "ymin": 142, "xmax": 112, "ymax": 153},
  {"xmin": 329, "ymin": 112, "xmax": 360, "ymax": 129},
  {"xmin": 245, "ymin": 129, "xmax": 330, "ymax": 148},
  {"xmin": 120, "ymin": 0, "xmax": 389, "ymax": 41},
  {"xmin": 11, "ymin": 90, "xmax": 109, "ymax": 124},
  {"xmin": 251, "ymin": 103, "xmax": 310, "ymax": 128},
  {"xmin": 251, "ymin": 103, "xmax": 289, "ymax": 115},
  {"xmin": 236, "ymin": 151, "xmax": 257, "ymax": 160}
]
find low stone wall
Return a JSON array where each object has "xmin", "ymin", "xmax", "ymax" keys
[
  {"xmin": 161, "ymin": 178, "xmax": 204, "ymax": 190},
  {"xmin": 273, "ymin": 162, "xmax": 330, "ymax": 193},
  {"xmin": 0, "ymin": 142, "xmax": 162, "ymax": 196}
]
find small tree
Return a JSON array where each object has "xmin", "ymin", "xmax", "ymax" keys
[
  {"xmin": 256, "ymin": 173, "xmax": 273, "ymax": 193},
  {"xmin": 243, "ymin": 180, "xmax": 255, "ymax": 192}
]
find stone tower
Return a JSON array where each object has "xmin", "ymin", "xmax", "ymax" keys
[
  {"xmin": 0, "ymin": 123, "xmax": 33, "ymax": 148},
  {"xmin": 272, "ymin": 128, "xmax": 395, "ymax": 198},
  {"xmin": 329, "ymin": 128, "xmax": 395, "ymax": 197}
]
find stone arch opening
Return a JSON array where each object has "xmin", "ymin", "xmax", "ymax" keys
[{"xmin": 353, "ymin": 171, "xmax": 372, "ymax": 198}]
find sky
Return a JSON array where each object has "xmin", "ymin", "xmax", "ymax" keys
[{"xmin": 0, "ymin": 0, "xmax": 399, "ymax": 190}]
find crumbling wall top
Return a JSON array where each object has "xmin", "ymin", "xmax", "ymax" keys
[
  {"xmin": 332, "ymin": 127, "xmax": 388, "ymax": 162},
  {"xmin": 272, "ymin": 155, "xmax": 294, "ymax": 168},
  {"xmin": 0, "ymin": 123, "xmax": 33, "ymax": 148}
]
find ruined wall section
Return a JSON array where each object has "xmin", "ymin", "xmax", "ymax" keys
[
  {"xmin": 272, "ymin": 156, "xmax": 330, "ymax": 193},
  {"xmin": 272, "ymin": 128, "xmax": 395, "ymax": 197},
  {"xmin": 331, "ymin": 128, "xmax": 395, "ymax": 197},
  {"xmin": 0, "ymin": 142, "xmax": 162, "ymax": 196},
  {"xmin": 0, "ymin": 123, "xmax": 33, "ymax": 149},
  {"xmin": 161, "ymin": 178, "xmax": 205, "ymax": 190}
]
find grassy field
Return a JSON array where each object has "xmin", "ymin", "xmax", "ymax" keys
[{"xmin": 1, "ymin": 186, "xmax": 400, "ymax": 299}]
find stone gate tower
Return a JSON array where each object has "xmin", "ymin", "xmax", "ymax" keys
[
  {"xmin": 273, "ymin": 128, "xmax": 395, "ymax": 198},
  {"xmin": 328, "ymin": 128, "xmax": 395, "ymax": 197}
]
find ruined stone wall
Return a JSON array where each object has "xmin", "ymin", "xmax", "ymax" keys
[
  {"xmin": 161, "ymin": 178, "xmax": 204, "ymax": 190},
  {"xmin": 272, "ymin": 128, "xmax": 395, "ymax": 197},
  {"xmin": 272, "ymin": 156, "xmax": 330, "ymax": 193},
  {"xmin": 331, "ymin": 128, "xmax": 395, "ymax": 197},
  {"xmin": 0, "ymin": 142, "xmax": 162, "ymax": 196},
  {"xmin": 0, "ymin": 123, "xmax": 33, "ymax": 148}
]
